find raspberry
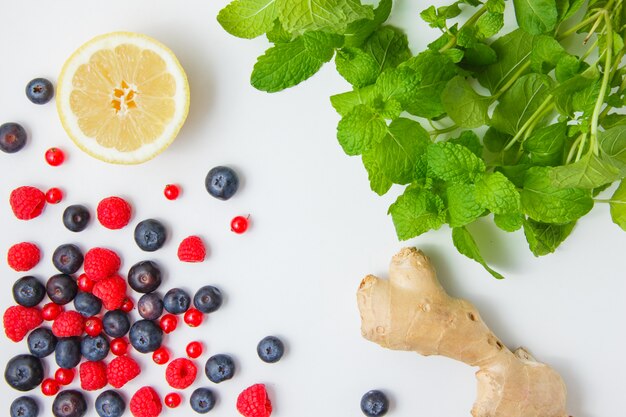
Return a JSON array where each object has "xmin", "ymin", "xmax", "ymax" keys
[
  {"xmin": 52, "ymin": 311, "xmax": 84, "ymax": 337},
  {"xmin": 165, "ymin": 358, "xmax": 197, "ymax": 389},
  {"xmin": 7, "ymin": 242, "xmax": 41, "ymax": 272},
  {"xmin": 79, "ymin": 361, "xmax": 107, "ymax": 391},
  {"xmin": 3, "ymin": 305, "xmax": 42, "ymax": 342},
  {"xmin": 84, "ymin": 247, "xmax": 121, "ymax": 281},
  {"xmin": 97, "ymin": 196, "xmax": 132, "ymax": 229},
  {"xmin": 130, "ymin": 386, "xmax": 162, "ymax": 417},
  {"xmin": 237, "ymin": 384, "xmax": 272, "ymax": 417},
  {"xmin": 177, "ymin": 236, "xmax": 206, "ymax": 263},
  {"xmin": 107, "ymin": 355, "xmax": 141, "ymax": 388},
  {"xmin": 93, "ymin": 275, "xmax": 127, "ymax": 310},
  {"xmin": 9, "ymin": 186, "xmax": 46, "ymax": 220}
]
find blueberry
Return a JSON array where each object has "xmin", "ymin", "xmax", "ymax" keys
[
  {"xmin": 137, "ymin": 293, "xmax": 164, "ymax": 320},
  {"xmin": 27, "ymin": 327, "xmax": 57, "ymax": 358},
  {"xmin": 81, "ymin": 334, "xmax": 110, "ymax": 362},
  {"xmin": 193, "ymin": 285, "xmax": 223, "ymax": 314},
  {"xmin": 360, "ymin": 390, "xmax": 389, "ymax": 417},
  {"xmin": 62, "ymin": 205, "xmax": 90, "ymax": 232},
  {"xmin": 12, "ymin": 276, "xmax": 46, "ymax": 307},
  {"xmin": 102, "ymin": 310, "xmax": 130, "ymax": 338},
  {"xmin": 163, "ymin": 288, "xmax": 191, "ymax": 314},
  {"xmin": 10, "ymin": 396, "xmax": 39, "ymax": 417},
  {"xmin": 129, "ymin": 319, "xmax": 163, "ymax": 353},
  {"xmin": 190, "ymin": 388, "xmax": 216, "ymax": 414},
  {"xmin": 52, "ymin": 390, "xmax": 87, "ymax": 417},
  {"xmin": 95, "ymin": 390, "xmax": 125, "ymax": 417},
  {"xmin": 204, "ymin": 354, "xmax": 235, "ymax": 383},
  {"xmin": 205, "ymin": 166, "xmax": 239, "ymax": 200},
  {"xmin": 4, "ymin": 355, "xmax": 44, "ymax": 391},
  {"xmin": 257, "ymin": 336, "xmax": 285, "ymax": 363},
  {"xmin": 55, "ymin": 337, "xmax": 82, "ymax": 369},
  {"xmin": 128, "ymin": 261, "xmax": 162, "ymax": 293},
  {"xmin": 73, "ymin": 292, "xmax": 102, "ymax": 317},
  {"xmin": 52, "ymin": 244, "xmax": 84, "ymax": 274},
  {"xmin": 25, "ymin": 78, "xmax": 54, "ymax": 105},
  {"xmin": 0, "ymin": 122, "xmax": 27, "ymax": 153},
  {"xmin": 46, "ymin": 274, "xmax": 78, "ymax": 305},
  {"xmin": 134, "ymin": 219, "xmax": 167, "ymax": 252}
]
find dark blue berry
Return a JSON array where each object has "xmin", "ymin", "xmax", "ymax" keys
[
  {"xmin": 46, "ymin": 274, "xmax": 78, "ymax": 305},
  {"xmin": 10, "ymin": 396, "xmax": 39, "ymax": 417},
  {"xmin": 205, "ymin": 166, "xmax": 239, "ymax": 200},
  {"xmin": 102, "ymin": 310, "xmax": 130, "ymax": 338},
  {"xmin": 163, "ymin": 288, "xmax": 191, "ymax": 314},
  {"xmin": 190, "ymin": 388, "xmax": 216, "ymax": 414},
  {"xmin": 27, "ymin": 327, "xmax": 57, "ymax": 358},
  {"xmin": 360, "ymin": 390, "xmax": 389, "ymax": 417},
  {"xmin": 52, "ymin": 390, "xmax": 86, "ymax": 417},
  {"xmin": 12, "ymin": 276, "xmax": 45, "ymax": 307},
  {"xmin": 73, "ymin": 292, "xmax": 102, "ymax": 317},
  {"xmin": 129, "ymin": 319, "xmax": 163, "ymax": 353},
  {"xmin": 257, "ymin": 336, "xmax": 285, "ymax": 363},
  {"xmin": 137, "ymin": 293, "xmax": 163, "ymax": 320},
  {"xmin": 52, "ymin": 244, "xmax": 84, "ymax": 274},
  {"xmin": 193, "ymin": 285, "xmax": 223, "ymax": 314},
  {"xmin": 55, "ymin": 337, "xmax": 82, "ymax": 369},
  {"xmin": 134, "ymin": 219, "xmax": 167, "ymax": 252},
  {"xmin": 0, "ymin": 122, "xmax": 27, "ymax": 153},
  {"xmin": 62, "ymin": 205, "xmax": 90, "ymax": 232},
  {"xmin": 4, "ymin": 355, "xmax": 44, "ymax": 391},
  {"xmin": 128, "ymin": 261, "xmax": 162, "ymax": 293},
  {"xmin": 204, "ymin": 354, "xmax": 235, "ymax": 383},
  {"xmin": 94, "ymin": 390, "xmax": 125, "ymax": 417},
  {"xmin": 81, "ymin": 334, "xmax": 110, "ymax": 362},
  {"xmin": 25, "ymin": 78, "xmax": 54, "ymax": 105}
]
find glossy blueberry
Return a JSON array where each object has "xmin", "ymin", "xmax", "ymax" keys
[
  {"xmin": 128, "ymin": 261, "xmax": 162, "ymax": 293},
  {"xmin": 81, "ymin": 334, "xmax": 110, "ymax": 362},
  {"xmin": 95, "ymin": 390, "xmax": 125, "ymax": 417},
  {"xmin": 137, "ymin": 293, "xmax": 163, "ymax": 320},
  {"xmin": 205, "ymin": 166, "xmax": 239, "ymax": 200},
  {"xmin": 129, "ymin": 319, "xmax": 163, "ymax": 353},
  {"xmin": 27, "ymin": 327, "xmax": 57, "ymax": 358},
  {"xmin": 46, "ymin": 274, "xmax": 78, "ymax": 305},
  {"xmin": 134, "ymin": 219, "xmax": 166, "ymax": 252},
  {"xmin": 102, "ymin": 310, "xmax": 130, "ymax": 338},
  {"xmin": 52, "ymin": 390, "xmax": 87, "ymax": 417},
  {"xmin": 360, "ymin": 390, "xmax": 389, "ymax": 417},
  {"xmin": 55, "ymin": 337, "xmax": 82, "ymax": 369},
  {"xmin": 12, "ymin": 276, "xmax": 46, "ymax": 307},
  {"xmin": 25, "ymin": 78, "xmax": 54, "ymax": 105},
  {"xmin": 190, "ymin": 388, "xmax": 216, "ymax": 414},
  {"xmin": 0, "ymin": 122, "xmax": 27, "ymax": 153},
  {"xmin": 204, "ymin": 354, "xmax": 235, "ymax": 383},
  {"xmin": 73, "ymin": 292, "xmax": 102, "ymax": 317},
  {"xmin": 62, "ymin": 205, "xmax": 90, "ymax": 232},
  {"xmin": 52, "ymin": 244, "xmax": 84, "ymax": 274},
  {"xmin": 10, "ymin": 396, "xmax": 39, "ymax": 417},
  {"xmin": 193, "ymin": 285, "xmax": 223, "ymax": 314},
  {"xmin": 163, "ymin": 288, "xmax": 191, "ymax": 314},
  {"xmin": 257, "ymin": 336, "xmax": 285, "ymax": 363},
  {"xmin": 4, "ymin": 355, "xmax": 44, "ymax": 391}
]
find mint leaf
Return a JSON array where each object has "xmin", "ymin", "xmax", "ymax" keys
[
  {"xmin": 602, "ymin": 114, "xmax": 626, "ymax": 129},
  {"xmin": 452, "ymin": 226, "xmax": 504, "ymax": 279},
  {"xmin": 530, "ymin": 35, "xmax": 566, "ymax": 73},
  {"xmin": 344, "ymin": 0, "xmax": 392, "ymax": 47},
  {"xmin": 266, "ymin": 20, "xmax": 293, "ymax": 43},
  {"xmin": 555, "ymin": 54, "xmax": 581, "ymax": 82},
  {"xmin": 335, "ymin": 48, "xmax": 379, "ymax": 87},
  {"xmin": 609, "ymin": 179, "xmax": 626, "ymax": 231},
  {"xmin": 463, "ymin": 43, "xmax": 498, "ymax": 66},
  {"xmin": 486, "ymin": 0, "xmax": 506, "ymax": 13},
  {"xmin": 446, "ymin": 183, "xmax": 485, "ymax": 227},
  {"xmin": 494, "ymin": 212, "xmax": 524, "ymax": 231},
  {"xmin": 427, "ymin": 142, "xmax": 486, "ymax": 183},
  {"xmin": 548, "ymin": 153, "xmax": 620, "ymax": 189},
  {"xmin": 522, "ymin": 123, "xmax": 566, "ymax": 166},
  {"xmin": 476, "ymin": 12, "xmax": 504, "ymax": 39},
  {"xmin": 389, "ymin": 188, "xmax": 446, "ymax": 240},
  {"xmin": 513, "ymin": 0, "xmax": 558, "ymax": 34},
  {"xmin": 372, "ymin": 67, "xmax": 421, "ymax": 106},
  {"xmin": 599, "ymin": 125, "xmax": 626, "ymax": 173},
  {"xmin": 553, "ymin": 73, "xmax": 601, "ymax": 117},
  {"xmin": 523, "ymin": 218, "xmax": 576, "ymax": 256},
  {"xmin": 441, "ymin": 76, "xmax": 491, "ymax": 128},
  {"xmin": 330, "ymin": 85, "xmax": 376, "ymax": 116},
  {"xmin": 362, "ymin": 151, "xmax": 393, "ymax": 195},
  {"xmin": 475, "ymin": 171, "xmax": 521, "ymax": 214},
  {"xmin": 217, "ymin": 0, "xmax": 278, "ymax": 39},
  {"xmin": 337, "ymin": 104, "xmax": 387, "ymax": 155},
  {"xmin": 276, "ymin": 0, "xmax": 373, "ymax": 34},
  {"xmin": 364, "ymin": 26, "xmax": 412, "ymax": 75},
  {"xmin": 449, "ymin": 131, "xmax": 483, "ymax": 158}
]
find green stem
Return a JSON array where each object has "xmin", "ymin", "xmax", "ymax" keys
[
  {"xmin": 566, "ymin": 134, "xmax": 584, "ymax": 164},
  {"xmin": 438, "ymin": 5, "xmax": 487, "ymax": 53},
  {"xmin": 503, "ymin": 97, "xmax": 555, "ymax": 151},
  {"xmin": 590, "ymin": 12, "xmax": 613, "ymax": 149},
  {"xmin": 491, "ymin": 61, "xmax": 532, "ymax": 101},
  {"xmin": 576, "ymin": 133, "xmax": 588, "ymax": 161},
  {"xmin": 428, "ymin": 123, "xmax": 459, "ymax": 137},
  {"xmin": 556, "ymin": 11, "xmax": 602, "ymax": 40}
]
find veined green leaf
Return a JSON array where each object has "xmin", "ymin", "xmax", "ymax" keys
[
  {"xmin": 513, "ymin": 0, "xmax": 558, "ymax": 34},
  {"xmin": 427, "ymin": 142, "xmax": 486, "ymax": 183},
  {"xmin": 389, "ymin": 188, "xmax": 446, "ymax": 240},
  {"xmin": 523, "ymin": 123, "xmax": 566, "ymax": 166},
  {"xmin": 599, "ymin": 125, "xmax": 626, "ymax": 173},
  {"xmin": 217, "ymin": 0, "xmax": 278, "ymax": 39},
  {"xmin": 446, "ymin": 183, "xmax": 485, "ymax": 227},
  {"xmin": 276, "ymin": 0, "xmax": 373, "ymax": 34},
  {"xmin": 335, "ymin": 48, "xmax": 379, "ymax": 88},
  {"xmin": 441, "ymin": 76, "xmax": 491, "ymax": 128},
  {"xmin": 609, "ymin": 180, "xmax": 626, "ymax": 231},
  {"xmin": 344, "ymin": 0, "xmax": 392, "ymax": 47},
  {"xmin": 475, "ymin": 171, "xmax": 521, "ymax": 214},
  {"xmin": 548, "ymin": 153, "xmax": 620, "ymax": 189},
  {"xmin": 452, "ymin": 227, "xmax": 504, "ymax": 279},
  {"xmin": 523, "ymin": 218, "xmax": 576, "ymax": 256},
  {"xmin": 336, "ymin": 104, "xmax": 387, "ymax": 156},
  {"xmin": 364, "ymin": 26, "xmax": 412, "ymax": 75}
]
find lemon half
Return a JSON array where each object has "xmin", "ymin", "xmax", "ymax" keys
[{"xmin": 57, "ymin": 32, "xmax": 190, "ymax": 164}]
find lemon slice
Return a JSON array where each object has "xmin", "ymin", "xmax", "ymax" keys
[{"xmin": 57, "ymin": 32, "xmax": 190, "ymax": 164}]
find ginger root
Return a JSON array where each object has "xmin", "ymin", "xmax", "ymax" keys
[{"xmin": 357, "ymin": 247, "xmax": 567, "ymax": 417}]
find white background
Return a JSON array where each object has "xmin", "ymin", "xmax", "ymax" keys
[{"xmin": 1, "ymin": 1, "xmax": 625, "ymax": 416}]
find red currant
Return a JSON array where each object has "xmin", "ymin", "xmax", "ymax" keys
[
  {"xmin": 164, "ymin": 392, "xmax": 182, "ymax": 408},
  {"xmin": 230, "ymin": 215, "xmax": 250, "ymax": 234},
  {"xmin": 85, "ymin": 317, "xmax": 103, "ymax": 337},
  {"xmin": 110, "ymin": 338, "xmax": 128, "ymax": 356},
  {"xmin": 45, "ymin": 147, "xmax": 65, "ymax": 166},
  {"xmin": 55, "ymin": 368, "xmax": 75, "ymax": 385},
  {"xmin": 120, "ymin": 298, "xmax": 134, "ymax": 313},
  {"xmin": 159, "ymin": 314, "xmax": 178, "ymax": 334},
  {"xmin": 186, "ymin": 341, "xmax": 203, "ymax": 359},
  {"xmin": 152, "ymin": 347, "xmax": 170, "ymax": 365},
  {"xmin": 45, "ymin": 187, "xmax": 63, "ymax": 204},
  {"xmin": 41, "ymin": 378, "xmax": 60, "ymax": 396},
  {"xmin": 77, "ymin": 274, "xmax": 94, "ymax": 292},
  {"xmin": 42, "ymin": 302, "xmax": 63, "ymax": 321},
  {"xmin": 164, "ymin": 184, "xmax": 180, "ymax": 200},
  {"xmin": 183, "ymin": 308, "xmax": 204, "ymax": 327}
]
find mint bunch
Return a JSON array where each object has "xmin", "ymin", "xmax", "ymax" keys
[{"xmin": 218, "ymin": 0, "xmax": 626, "ymax": 278}]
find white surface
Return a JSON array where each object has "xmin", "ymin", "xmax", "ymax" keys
[{"xmin": 1, "ymin": 1, "xmax": 625, "ymax": 416}]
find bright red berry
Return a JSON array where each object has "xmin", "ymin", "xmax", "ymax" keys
[
  {"xmin": 183, "ymin": 308, "xmax": 203, "ymax": 327},
  {"xmin": 237, "ymin": 384, "xmax": 272, "ymax": 417},
  {"xmin": 165, "ymin": 358, "xmax": 197, "ymax": 389},
  {"xmin": 3, "ymin": 305, "xmax": 43, "ymax": 342},
  {"xmin": 80, "ymin": 361, "xmax": 108, "ymax": 391},
  {"xmin": 97, "ymin": 196, "xmax": 132, "ymax": 229},
  {"xmin": 164, "ymin": 392, "xmax": 182, "ymax": 408},
  {"xmin": 231, "ymin": 215, "xmax": 250, "ymax": 234},
  {"xmin": 84, "ymin": 247, "xmax": 121, "ymax": 281},
  {"xmin": 186, "ymin": 341, "xmax": 203, "ymax": 359},
  {"xmin": 84, "ymin": 317, "xmax": 103, "ymax": 337},
  {"xmin": 9, "ymin": 186, "xmax": 46, "ymax": 220},
  {"xmin": 130, "ymin": 386, "xmax": 162, "ymax": 417},
  {"xmin": 177, "ymin": 236, "xmax": 206, "ymax": 263},
  {"xmin": 55, "ymin": 368, "xmax": 75, "ymax": 385},
  {"xmin": 7, "ymin": 242, "xmax": 41, "ymax": 272},
  {"xmin": 92, "ymin": 275, "xmax": 127, "ymax": 310},
  {"xmin": 45, "ymin": 187, "xmax": 63, "ymax": 204},
  {"xmin": 52, "ymin": 310, "xmax": 84, "ymax": 338},
  {"xmin": 120, "ymin": 298, "xmax": 134, "ymax": 313},
  {"xmin": 152, "ymin": 347, "xmax": 170, "ymax": 365},
  {"xmin": 41, "ymin": 378, "xmax": 60, "ymax": 396},
  {"xmin": 164, "ymin": 184, "xmax": 180, "ymax": 200},
  {"xmin": 77, "ymin": 274, "xmax": 94, "ymax": 292},
  {"xmin": 160, "ymin": 314, "xmax": 178, "ymax": 334},
  {"xmin": 42, "ymin": 302, "xmax": 63, "ymax": 321},
  {"xmin": 110, "ymin": 338, "xmax": 128, "ymax": 356},
  {"xmin": 45, "ymin": 147, "xmax": 65, "ymax": 166},
  {"xmin": 107, "ymin": 355, "xmax": 141, "ymax": 388}
]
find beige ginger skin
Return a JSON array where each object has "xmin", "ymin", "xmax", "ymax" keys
[{"xmin": 357, "ymin": 247, "xmax": 568, "ymax": 417}]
